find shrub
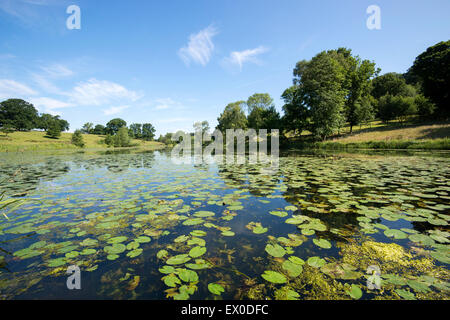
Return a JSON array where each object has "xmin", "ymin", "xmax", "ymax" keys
[{"xmin": 71, "ymin": 130, "xmax": 85, "ymax": 148}]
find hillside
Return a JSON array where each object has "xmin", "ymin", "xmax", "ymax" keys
[{"xmin": 0, "ymin": 131, "xmax": 165, "ymax": 152}]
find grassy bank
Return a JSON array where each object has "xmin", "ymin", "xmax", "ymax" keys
[
  {"xmin": 0, "ymin": 131, "xmax": 166, "ymax": 153},
  {"xmin": 284, "ymin": 121, "xmax": 450, "ymax": 151}
]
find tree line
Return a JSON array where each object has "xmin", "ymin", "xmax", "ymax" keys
[
  {"xmin": 0, "ymin": 99, "xmax": 69, "ymax": 138},
  {"xmin": 214, "ymin": 40, "xmax": 449, "ymax": 141}
]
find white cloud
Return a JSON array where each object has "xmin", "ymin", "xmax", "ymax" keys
[
  {"xmin": 178, "ymin": 26, "xmax": 218, "ymax": 66},
  {"xmin": 0, "ymin": 79, "xmax": 38, "ymax": 100},
  {"xmin": 31, "ymin": 73, "xmax": 62, "ymax": 94},
  {"xmin": 153, "ymin": 97, "xmax": 186, "ymax": 111},
  {"xmin": 30, "ymin": 97, "xmax": 73, "ymax": 112},
  {"xmin": 40, "ymin": 64, "xmax": 74, "ymax": 78},
  {"xmin": 103, "ymin": 105, "xmax": 130, "ymax": 116},
  {"xmin": 224, "ymin": 46, "xmax": 269, "ymax": 71},
  {"xmin": 68, "ymin": 78, "xmax": 142, "ymax": 106}
]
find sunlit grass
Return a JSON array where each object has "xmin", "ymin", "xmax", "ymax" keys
[{"xmin": 0, "ymin": 131, "xmax": 165, "ymax": 152}]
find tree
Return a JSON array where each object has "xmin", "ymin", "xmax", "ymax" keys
[
  {"xmin": 71, "ymin": 130, "xmax": 85, "ymax": 148},
  {"xmin": 56, "ymin": 116, "xmax": 69, "ymax": 132},
  {"xmin": 129, "ymin": 123, "xmax": 142, "ymax": 139},
  {"xmin": 106, "ymin": 118, "xmax": 127, "ymax": 135},
  {"xmin": 415, "ymin": 94, "xmax": 436, "ymax": 118},
  {"xmin": 371, "ymin": 73, "xmax": 416, "ymax": 100},
  {"xmin": 158, "ymin": 132, "xmax": 173, "ymax": 145},
  {"xmin": 81, "ymin": 122, "xmax": 94, "ymax": 134},
  {"xmin": 406, "ymin": 40, "xmax": 450, "ymax": 116},
  {"xmin": 0, "ymin": 99, "xmax": 39, "ymax": 131},
  {"xmin": 105, "ymin": 127, "xmax": 131, "ymax": 147},
  {"xmin": 193, "ymin": 121, "xmax": 210, "ymax": 135},
  {"xmin": 142, "ymin": 123, "xmax": 156, "ymax": 141},
  {"xmin": 217, "ymin": 101, "xmax": 248, "ymax": 131},
  {"xmin": 281, "ymin": 86, "xmax": 309, "ymax": 135},
  {"xmin": 37, "ymin": 113, "xmax": 55, "ymax": 131},
  {"xmin": 246, "ymin": 93, "xmax": 274, "ymax": 114},
  {"xmin": 246, "ymin": 93, "xmax": 281, "ymax": 130},
  {"xmin": 340, "ymin": 50, "xmax": 379, "ymax": 133},
  {"xmin": 0, "ymin": 124, "xmax": 14, "ymax": 137},
  {"xmin": 291, "ymin": 50, "xmax": 348, "ymax": 140},
  {"xmin": 93, "ymin": 124, "xmax": 106, "ymax": 135},
  {"xmin": 378, "ymin": 95, "xmax": 416, "ymax": 123},
  {"xmin": 46, "ymin": 121, "xmax": 62, "ymax": 139},
  {"xmin": 248, "ymin": 105, "xmax": 281, "ymax": 130}
]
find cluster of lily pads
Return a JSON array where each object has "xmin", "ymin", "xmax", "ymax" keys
[{"xmin": 0, "ymin": 151, "xmax": 449, "ymax": 300}]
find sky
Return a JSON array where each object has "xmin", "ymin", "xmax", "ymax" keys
[{"xmin": 0, "ymin": 0, "xmax": 449, "ymax": 135}]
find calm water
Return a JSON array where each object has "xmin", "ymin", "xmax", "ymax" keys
[{"xmin": 0, "ymin": 150, "xmax": 449, "ymax": 300}]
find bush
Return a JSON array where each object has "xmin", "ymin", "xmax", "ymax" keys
[
  {"xmin": 46, "ymin": 122, "xmax": 62, "ymax": 139},
  {"xmin": 105, "ymin": 127, "xmax": 131, "ymax": 147},
  {"xmin": 415, "ymin": 95, "xmax": 436, "ymax": 118},
  {"xmin": 71, "ymin": 130, "xmax": 85, "ymax": 148}
]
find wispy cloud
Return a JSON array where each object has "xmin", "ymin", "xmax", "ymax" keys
[
  {"xmin": 29, "ymin": 63, "xmax": 74, "ymax": 94},
  {"xmin": 29, "ymin": 96, "xmax": 74, "ymax": 113},
  {"xmin": 0, "ymin": 79, "xmax": 38, "ymax": 100},
  {"xmin": 68, "ymin": 78, "xmax": 142, "ymax": 106},
  {"xmin": 0, "ymin": 0, "xmax": 64, "ymax": 22},
  {"xmin": 103, "ymin": 105, "xmax": 130, "ymax": 116},
  {"xmin": 223, "ymin": 46, "xmax": 269, "ymax": 71},
  {"xmin": 40, "ymin": 63, "xmax": 74, "ymax": 78},
  {"xmin": 178, "ymin": 26, "xmax": 218, "ymax": 67},
  {"xmin": 154, "ymin": 98, "xmax": 186, "ymax": 111}
]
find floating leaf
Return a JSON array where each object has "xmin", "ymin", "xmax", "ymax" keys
[
  {"xmin": 261, "ymin": 270, "xmax": 287, "ymax": 284},
  {"xmin": 178, "ymin": 269, "xmax": 199, "ymax": 283},
  {"xmin": 282, "ymin": 260, "xmax": 303, "ymax": 277},
  {"xmin": 265, "ymin": 243, "xmax": 286, "ymax": 258},
  {"xmin": 384, "ymin": 229, "xmax": 407, "ymax": 240},
  {"xmin": 307, "ymin": 256, "xmax": 326, "ymax": 268},
  {"xmin": 347, "ymin": 284, "xmax": 363, "ymax": 300},
  {"xmin": 189, "ymin": 246, "xmax": 206, "ymax": 258},
  {"xmin": 208, "ymin": 283, "xmax": 225, "ymax": 295},
  {"xmin": 166, "ymin": 254, "xmax": 191, "ymax": 265},
  {"xmin": 313, "ymin": 238, "xmax": 332, "ymax": 249}
]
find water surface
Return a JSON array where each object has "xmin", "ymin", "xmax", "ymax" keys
[{"xmin": 0, "ymin": 150, "xmax": 449, "ymax": 300}]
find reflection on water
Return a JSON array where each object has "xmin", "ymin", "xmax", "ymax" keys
[{"xmin": 0, "ymin": 149, "xmax": 449, "ymax": 300}]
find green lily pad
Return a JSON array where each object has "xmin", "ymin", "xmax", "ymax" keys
[
  {"xmin": 307, "ymin": 256, "xmax": 326, "ymax": 268},
  {"xmin": 189, "ymin": 246, "xmax": 206, "ymax": 258},
  {"xmin": 178, "ymin": 269, "xmax": 199, "ymax": 283},
  {"xmin": 282, "ymin": 260, "xmax": 303, "ymax": 277},
  {"xmin": 261, "ymin": 270, "xmax": 287, "ymax": 284},
  {"xmin": 166, "ymin": 254, "xmax": 191, "ymax": 265},
  {"xmin": 347, "ymin": 284, "xmax": 363, "ymax": 299},
  {"xmin": 208, "ymin": 283, "xmax": 225, "ymax": 295},
  {"xmin": 384, "ymin": 229, "xmax": 407, "ymax": 239},
  {"xmin": 265, "ymin": 243, "xmax": 286, "ymax": 258},
  {"xmin": 313, "ymin": 238, "xmax": 332, "ymax": 249}
]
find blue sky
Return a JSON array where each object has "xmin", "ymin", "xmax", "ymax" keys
[{"xmin": 0, "ymin": 0, "xmax": 449, "ymax": 135}]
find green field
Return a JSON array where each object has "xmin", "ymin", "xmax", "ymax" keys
[
  {"xmin": 0, "ymin": 131, "xmax": 166, "ymax": 153},
  {"xmin": 285, "ymin": 121, "xmax": 450, "ymax": 150}
]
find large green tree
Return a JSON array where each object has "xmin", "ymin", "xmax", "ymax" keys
[
  {"xmin": 291, "ymin": 50, "xmax": 349, "ymax": 140},
  {"xmin": 0, "ymin": 99, "xmax": 39, "ymax": 131},
  {"xmin": 340, "ymin": 50, "xmax": 379, "ymax": 133},
  {"xmin": 246, "ymin": 93, "xmax": 281, "ymax": 130},
  {"xmin": 142, "ymin": 123, "xmax": 156, "ymax": 141},
  {"xmin": 93, "ymin": 124, "xmax": 106, "ymax": 135},
  {"xmin": 81, "ymin": 122, "xmax": 94, "ymax": 134},
  {"xmin": 106, "ymin": 118, "xmax": 127, "ymax": 135},
  {"xmin": 129, "ymin": 123, "xmax": 142, "ymax": 139},
  {"xmin": 281, "ymin": 86, "xmax": 309, "ymax": 135},
  {"xmin": 406, "ymin": 40, "xmax": 450, "ymax": 116},
  {"xmin": 216, "ymin": 101, "xmax": 248, "ymax": 131}
]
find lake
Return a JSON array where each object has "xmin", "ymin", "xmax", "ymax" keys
[{"xmin": 0, "ymin": 149, "xmax": 449, "ymax": 300}]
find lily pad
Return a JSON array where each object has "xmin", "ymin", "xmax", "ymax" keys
[{"xmin": 261, "ymin": 270, "xmax": 287, "ymax": 284}]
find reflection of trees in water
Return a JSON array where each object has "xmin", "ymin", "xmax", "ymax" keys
[
  {"xmin": 217, "ymin": 160, "xmax": 282, "ymax": 197},
  {"xmin": 0, "ymin": 151, "xmax": 157, "ymax": 196}
]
